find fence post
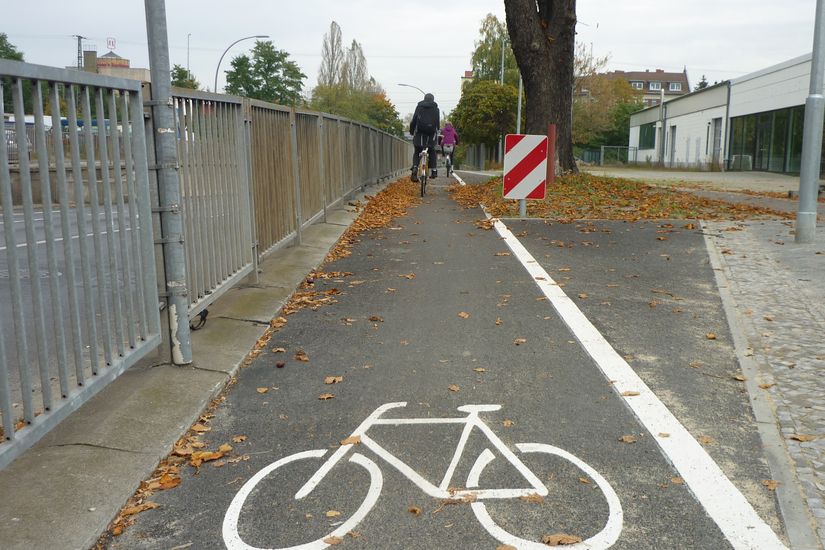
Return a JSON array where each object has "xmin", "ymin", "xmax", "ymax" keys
[
  {"xmin": 289, "ymin": 108, "xmax": 303, "ymax": 243},
  {"xmin": 600, "ymin": 145, "xmax": 605, "ymax": 166},
  {"xmin": 144, "ymin": 0, "xmax": 192, "ymax": 365},
  {"xmin": 317, "ymin": 115, "xmax": 327, "ymax": 223},
  {"xmin": 243, "ymin": 99, "xmax": 259, "ymax": 282}
]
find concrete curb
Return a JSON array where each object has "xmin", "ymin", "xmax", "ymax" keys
[{"xmin": 0, "ymin": 179, "xmax": 395, "ymax": 550}]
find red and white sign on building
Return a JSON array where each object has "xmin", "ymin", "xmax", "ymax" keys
[{"xmin": 502, "ymin": 134, "xmax": 548, "ymax": 200}]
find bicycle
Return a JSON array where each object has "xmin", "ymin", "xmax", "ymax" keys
[
  {"xmin": 417, "ymin": 145, "xmax": 429, "ymax": 197},
  {"xmin": 443, "ymin": 143, "xmax": 454, "ymax": 178},
  {"xmin": 223, "ymin": 402, "xmax": 623, "ymax": 549}
]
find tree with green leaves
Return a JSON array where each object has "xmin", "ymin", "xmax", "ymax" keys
[
  {"xmin": 319, "ymin": 22, "xmax": 345, "ymax": 87},
  {"xmin": 573, "ymin": 76, "xmax": 642, "ymax": 147},
  {"xmin": 505, "ymin": 0, "xmax": 578, "ymax": 173},
  {"xmin": 470, "ymin": 14, "xmax": 519, "ymax": 88},
  {"xmin": 451, "ymin": 79, "xmax": 518, "ymax": 147},
  {"xmin": 1, "ymin": 33, "xmax": 32, "ymax": 113},
  {"xmin": 224, "ymin": 40, "xmax": 306, "ymax": 105},
  {"xmin": 171, "ymin": 64, "xmax": 199, "ymax": 89}
]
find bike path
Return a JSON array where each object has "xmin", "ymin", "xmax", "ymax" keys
[{"xmin": 110, "ymin": 174, "xmax": 787, "ymax": 549}]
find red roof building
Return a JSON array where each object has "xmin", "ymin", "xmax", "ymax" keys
[{"xmin": 606, "ymin": 68, "xmax": 690, "ymax": 107}]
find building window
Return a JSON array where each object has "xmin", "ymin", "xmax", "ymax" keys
[
  {"xmin": 649, "ymin": 81, "xmax": 661, "ymax": 91},
  {"xmin": 669, "ymin": 82, "xmax": 682, "ymax": 92},
  {"xmin": 631, "ymin": 81, "xmax": 643, "ymax": 90},
  {"xmin": 639, "ymin": 122, "xmax": 656, "ymax": 149}
]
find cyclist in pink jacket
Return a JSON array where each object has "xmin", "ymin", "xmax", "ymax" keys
[{"xmin": 440, "ymin": 122, "xmax": 459, "ymax": 167}]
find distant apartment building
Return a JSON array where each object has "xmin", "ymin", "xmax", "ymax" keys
[
  {"xmin": 606, "ymin": 68, "xmax": 691, "ymax": 107},
  {"xmin": 78, "ymin": 45, "xmax": 150, "ymax": 82}
]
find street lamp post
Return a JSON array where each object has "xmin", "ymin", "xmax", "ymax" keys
[
  {"xmin": 213, "ymin": 34, "xmax": 269, "ymax": 93},
  {"xmin": 397, "ymin": 82, "xmax": 426, "ymax": 95}
]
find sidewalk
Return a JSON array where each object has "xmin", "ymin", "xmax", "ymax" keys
[
  {"xmin": 705, "ymin": 219, "xmax": 825, "ymax": 546},
  {"xmin": 0, "ymin": 182, "xmax": 385, "ymax": 550}
]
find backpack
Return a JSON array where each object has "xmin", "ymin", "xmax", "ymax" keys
[{"xmin": 415, "ymin": 107, "xmax": 438, "ymax": 135}]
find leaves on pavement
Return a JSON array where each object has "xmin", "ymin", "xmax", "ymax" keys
[
  {"xmin": 448, "ymin": 384, "xmax": 460, "ymax": 393},
  {"xmin": 318, "ymin": 393, "xmax": 335, "ymax": 400},
  {"xmin": 325, "ymin": 376, "xmax": 344, "ymax": 384},
  {"xmin": 340, "ymin": 435, "xmax": 361, "ymax": 446},
  {"xmin": 542, "ymin": 533, "xmax": 583, "ymax": 546},
  {"xmin": 619, "ymin": 435, "xmax": 637, "ymax": 444}
]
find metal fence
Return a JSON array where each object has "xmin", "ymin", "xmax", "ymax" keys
[
  {"xmin": 0, "ymin": 58, "xmax": 411, "ymax": 468},
  {"xmin": 0, "ymin": 60, "xmax": 162, "ymax": 469}
]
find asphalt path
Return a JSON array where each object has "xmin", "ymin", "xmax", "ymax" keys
[{"xmin": 110, "ymin": 172, "xmax": 788, "ymax": 549}]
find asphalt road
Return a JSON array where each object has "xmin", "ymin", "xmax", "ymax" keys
[{"xmin": 109, "ymin": 172, "xmax": 788, "ymax": 549}]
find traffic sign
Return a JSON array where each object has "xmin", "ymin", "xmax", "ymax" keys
[{"xmin": 503, "ymin": 134, "xmax": 548, "ymax": 200}]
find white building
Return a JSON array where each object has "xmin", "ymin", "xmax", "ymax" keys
[{"xmin": 628, "ymin": 53, "xmax": 815, "ymax": 174}]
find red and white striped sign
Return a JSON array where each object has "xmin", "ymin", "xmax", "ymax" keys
[{"xmin": 502, "ymin": 134, "xmax": 548, "ymax": 200}]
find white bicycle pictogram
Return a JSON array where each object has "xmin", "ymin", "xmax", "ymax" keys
[{"xmin": 223, "ymin": 402, "xmax": 623, "ymax": 549}]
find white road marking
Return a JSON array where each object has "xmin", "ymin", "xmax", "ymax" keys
[
  {"xmin": 456, "ymin": 169, "xmax": 501, "ymax": 177},
  {"xmin": 468, "ymin": 443, "xmax": 623, "ymax": 549},
  {"xmin": 490, "ymin": 216, "xmax": 787, "ymax": 550},
  {"xmin": 452, "ymin": 172, "xmax": 466, "ymax": 186},
  {"xmin": 0, "ymin": 227, "xmax": 132, "ymax": 252}
]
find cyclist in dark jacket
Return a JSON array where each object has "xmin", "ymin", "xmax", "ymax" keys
[{"xmin": 409, "ymin": 93, "xmax": 440, "ymax": 182}]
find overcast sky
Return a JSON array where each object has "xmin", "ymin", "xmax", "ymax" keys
[{"xmin": 5, "ymin": 0, "xmax": 818, "ymax": 118}]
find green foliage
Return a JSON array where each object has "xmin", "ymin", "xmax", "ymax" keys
[
  {"xmin": 224, "ymin": 41, "xmax": 306, "ymax": 105},
  {"xmin": 470, "ymin": 14, "xmax": 519, "ymax": 88},
  {"xmin": 0, "ymin": 33, "xmax": 32, "ymax": 113},
  {"xmin": 573, "ymin": 76, "xmax": 643, "ymax": 148},
  {"xmin": 171, "ymin": 64, "xmax": 199, "ymax": 89},
  {"xmin": 696, "ymin": 75, "xmax": 708, "ymax": 90},
  {"xmin": 451, "ymin": 80, "xmax": 518, "ymax": 147}
]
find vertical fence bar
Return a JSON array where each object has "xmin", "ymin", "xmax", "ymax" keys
[
  {"xmin": 33, "ymin": 81, "xmax": 70, "ymax": 400},
  {"xmin": 49, "ymin": 82, "xmax": 86, "ymax": 386},
  {"xmin": 129, "ymin": 89, "xmax": 160, "ymax": 338},
  {"xmin": 176, "ymin": 98, "xmax": 198, "ymax": 310},
  {"xmin": 66, "ymin": 85, "xmax": 98, "ymax": 382},
  {"xmin": 121, "ymin": 91, "xmax": 150, "ymax": 340},
  {"xmin": 81, "ymin": 85, "xmax": 114, "ymax": 370},
  {"xmin": 224, "ymin": 104, "xmax": 242, "ymax": 272},
  {"xmin": 13, "ymin": 78, "xmax": 52, "ymax": 412},
  {"xmin": 289, "ymin": 108, "xmax": 303, "ymax": 242},
  {"xmin": 0, "ymin": 81, "xmax": 35, "ymax": 424},
  {"xmin": 317, "ymin": 115, "xmax": 327, "ymax": 222},
  {"xmin": 95, "ymin": 89, "xmax": 125, "ymax": 359},
  {"xmin": 0, "ymin": 319, "xmax": 12, "ymax": 440},
  {"xmin": 196, "ymin": 102, "xmax": 218, "ymax": 293},
  {"xmin": 107, "ymin": 90, "xmax": 137, "ymax": 349},
  {"xmin": 243, "ymin": 100, "xmax": 259, "ymax": 278}
]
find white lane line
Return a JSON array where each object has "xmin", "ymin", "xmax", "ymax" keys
[
  {"xmin": 490, "ymin": 216, "xmax": 787, "ymax": 550},
  {"xmin": 456, "ymin": 169, "xmax": 501, "ymax": 177},
  {"xmin": 0, "ymin": 228, "xmax": 132, "ymax": 252},
  {"xmin": 452, "ymin": 172, "xmax": 467, "ymax": 186}
]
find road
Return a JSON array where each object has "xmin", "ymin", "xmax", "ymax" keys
[{"xmin": 108, "ymin": 172, "xmax": 789, "ymax": 549}]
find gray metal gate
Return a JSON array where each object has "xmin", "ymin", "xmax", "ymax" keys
[{"xmin": 0, "ymin": 60, "xmax": 161, "ymax": 468}]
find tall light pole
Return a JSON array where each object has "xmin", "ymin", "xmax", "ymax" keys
[
  {"xmin": 796, "ymin": 0, "xmax": 825, "ymax": 243},
  {"xmin": 213, "ymin": 34, "xmax": 269, "ymax": 93},
  {"xmin": 186, "ymin": 33, "xmax": 191, "ymax": 79}
]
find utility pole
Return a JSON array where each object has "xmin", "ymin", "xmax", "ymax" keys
[
  {"xmin": 187, "ymin": 33, "xmax": 191, "ymax": 79},
  {"xmin": 499, "ymin": 35, "xmax": 506, "ymax": 165},
  {"xmin": 72, "ymin": 35, "xmax": 86, "ymax": 70},
  {"xmin": 144, "ymin": 0, "xmax": 193, "ymax": 365},
  {"xmin": 796, "ymin": 0, "xmax": 825, "ymax": 243}
]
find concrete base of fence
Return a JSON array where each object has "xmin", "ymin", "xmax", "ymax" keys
[{"xmin": 0, "ymin": 178, "xmax": 388, "ymax": 550}]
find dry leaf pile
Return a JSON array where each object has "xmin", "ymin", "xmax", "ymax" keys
[{"xmin": 448, "ymin": 175, "xmax": 792, "ymax": 221}]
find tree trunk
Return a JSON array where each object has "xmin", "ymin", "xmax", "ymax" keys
[{"xmin": 504, "ymin": 0, "xmax": 578, "ymax": 174}]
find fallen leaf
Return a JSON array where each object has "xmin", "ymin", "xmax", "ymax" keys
[
  {"xmin": 448, "ymin": 384, "xmax": 460, "ymax": 393},
  {"xmin": 497, "ymin": 546, "xmax": 517, "ymax": 550},
  {"xmin": 325, "ymin": 510, "xmax": 342, "ymax": 518},
  {"xmin": 578, "ymin": 477, "xmax": 590, "ymax": 484},
  {"xmin": 671, "ymin": 477, "xmax": 684, "ymax": 485},
  {"xmin": 732, "ymin": 375, "xmax": 746, "ymax": 382},
  {"xmin": 697, "ymin": 435, "xmax": 716, "ymax": 446},
  {"xmin": 157, "ymin": 473, "xmax": 181, "ymax": 490},
  {"xmin": 621, "ymin": 391, "xmax": 640, "ymax": 397},
  {"xmin": 399, "ymin": 273, "xmax": 416, "ymax": 279},
  {"xmin": 656, "ymin": 236, "xmax": 668, "ymax": 241},
  {"xmin": 759, "ymin": 383, "xmax": 775, "ymax": 389},
  {"xmin": 232, "ymin": 435, "xmax": 247, "ymax": 443},
  {"xmin": 324, "ymin": 376, "xmax": 344, "ymax": 384},
  {"xmin": 790, "ymin": 434, "xmax": 817, "ymax": 442},
  {"xmin": 340, "ymin": 435, "xmax": 362, "ymax": 446},
  {"xmin": 706, "ymin": 332, "xmax": 717, "ymax": 340},
  {"xmin": 295, "ymin": 350, "xmax": 309, "ymax": 362},
  {"xmin": 323, "ymin": 536, "xmax": 343, "ymax": 546},
  {"xmin": 191, "ymin": 423, "xmax": 210, "ymax": 433},
  {"xmin": 256, "ymin": 387, "xmax": 269, "ymax": 394},
  {"xmin": 495, "ymin": 317, "xmax": 503, "ymax": 326},
  {"xmin": 494, "ymin": 251, "xmax": 511, "ymax": 256},
  {"xmin": 762, "ymin": 479, "xmax": 780, "ymax": 491},
  {"xmin": 218, "ymin": 443, "xmax": 233, "ymax": 454},
  {"xmin": 503, "ymin": 419, "xmax": 515, "ymax": 427},
  {"xmin": 519, "ymin": 493, "xmax": 544, "ymax": 504},
  {"xmin": 408, "ymin": 506, "xmax": 422, "ymax": 516},
  {"xmin": 190, "ymin": 451, "xmax": 224, "ymax": 467},
  {"xmin": 318, "ymin": 393, "xmax": 335, "ymax": 400},
  {"xmin": 542, "ymin": 533, "xmax": 583, "ymax": 546},
  {"xmin": 369, "ymin": 315, "xmax": 384, "ymax": 322},
  {"xmin": 619, "ymin": 435, "xmax": 637, "ymax": 444},
  {"xmin": 473, "ymin": 367, "xmax": 486, "ymax": 373},
  {"xmin": 658, "ymin": 432, "xmax": 670, "ymax": 438},
  {"xmin": 458, "ymin": 311, "xmax": 470, "ymax": 319},
  {"xmin": 386, "ymin": 287, "xmax": 397, "ymax": 292},
  {"xmin": 763, "ymin": 315, "xmax": 774, "ymax": 322},
  {"xmin": 121, "ymin": 501, "xmax": 160, "ymax": 517},
  {"xmin": 513, "ymin": 337, "xmax": 527, "ymax": 345},
  {"xmin": 271, "ymin": 347, "xmax": 286, "ymax": 353},
  {"xmin": 578, "ymin": 293, "xmax": 589, "ymax": 299}
]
